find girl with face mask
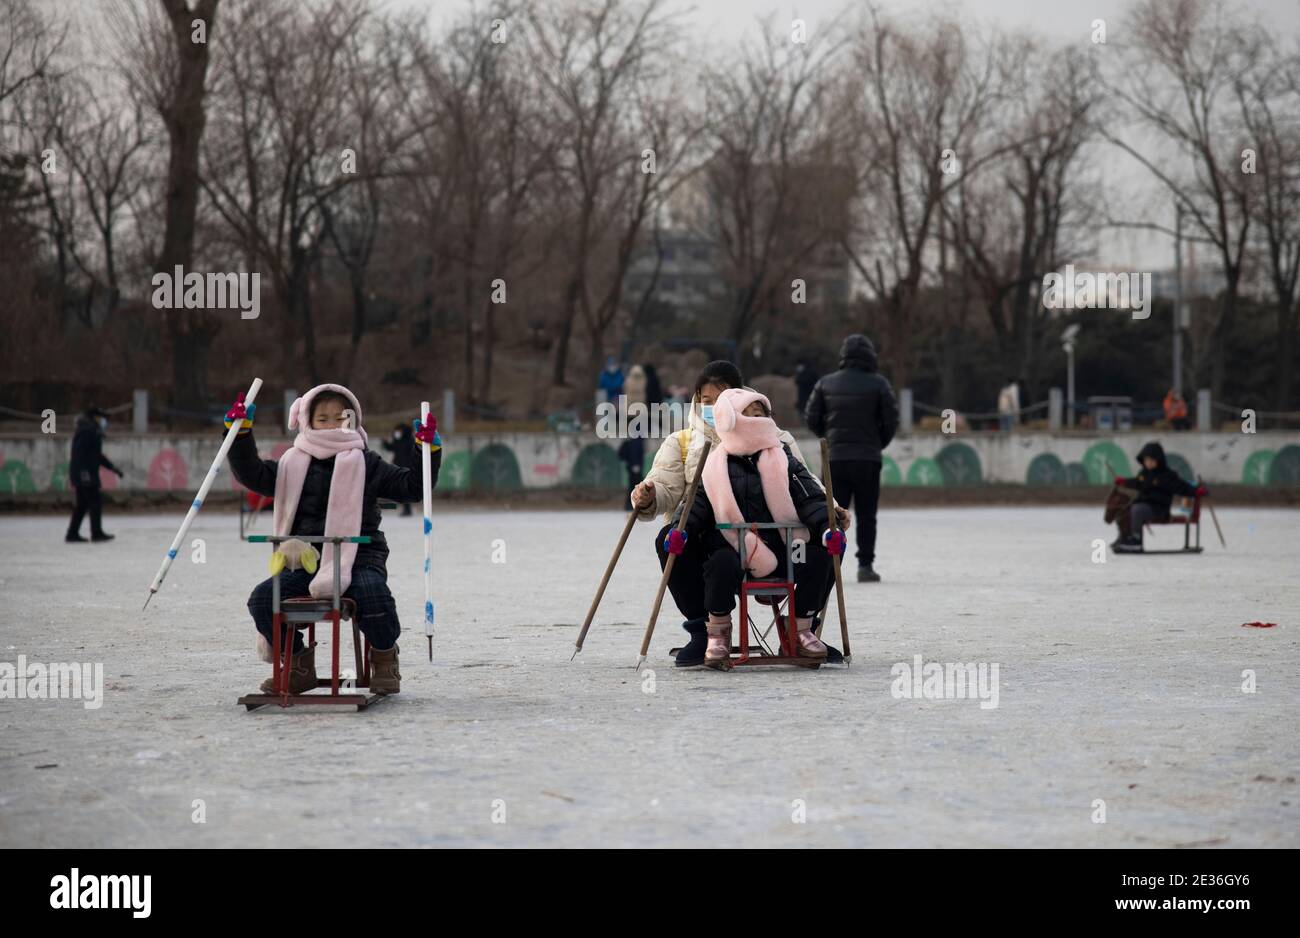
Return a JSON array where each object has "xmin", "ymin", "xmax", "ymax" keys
[{"xmin": 626, "ymin": 361, "xmax": 847, "ymax": 667}]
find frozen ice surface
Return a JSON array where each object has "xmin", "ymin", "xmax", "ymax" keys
[{"xmin": 0, "ymin": 506, "xmax": 1296, "ymax": 847}]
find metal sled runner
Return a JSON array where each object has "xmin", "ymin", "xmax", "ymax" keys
[{"xmin": 238, "ymin": 535, "xmax": 385, "ymax": 711}]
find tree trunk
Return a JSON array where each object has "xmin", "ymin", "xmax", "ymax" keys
[
  {"xmin": 478, "ymin": 296, "xmax": 496, "ymax": 405},
  {"xmin": 1210, "ymin": 282, "xmax": 1238, "ymax": 401},
  {"xmin": 552, "ymin": 277, "xmax": 580, "ymax": 386},
  {"xmin": 1275, "ymin": 306, "xmax": 1297, "ymax": 412},
  {"xmin": 343, "ymin": 275, "xmax": 367, "ymax": 384},
  {"xmin": 157, "ymin": 0, "xmax": 220, "ymax": 417}
]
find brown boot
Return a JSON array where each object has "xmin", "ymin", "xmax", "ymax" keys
[
  {"xmin": 260, "ymin": 644, "xmax": 317, "ymax": 695},
  {"xmin": 370, "ymin": 644, "xmax": 401, "ymax": 695}
]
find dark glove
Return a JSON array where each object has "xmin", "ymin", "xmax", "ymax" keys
[{"xmin": 113, "ymin": 467, "xmax": 124, "ymax": 479}]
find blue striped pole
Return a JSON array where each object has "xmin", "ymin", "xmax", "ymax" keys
[
  {"xmin": 421, "ymin": 399, "xmax": 435, "ymax": 660},
  {"xmin": 143, "ymin": 377, "xmax": 263, "ymax": 610}
]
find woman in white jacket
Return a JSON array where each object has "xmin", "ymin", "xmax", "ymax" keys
[{"xmin": 630, "ymin": 360, "xmax": 846, "ymax": 666}]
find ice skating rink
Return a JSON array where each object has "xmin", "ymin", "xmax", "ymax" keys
[{"xmin": 1, "ymin": 506, "xmax": 1296, "ymax": 848}]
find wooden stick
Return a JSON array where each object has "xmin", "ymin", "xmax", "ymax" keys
[
  {"xmin": 1197, "ymin": 475, "xmax": 1227, "ymax": 548},
  {"xmin": 637, "ymin": 440, "xmax": 711, "ymax": 670},
  {"xmin": 819, "ymin": 439, "xmax": 851, "ymax": 664},
  {"xmin": 572, "ymin": 508, "xmax": 639, "ymax": 659}
]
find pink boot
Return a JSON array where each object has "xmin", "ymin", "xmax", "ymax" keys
[
  {"xmin": 794, "ymin": 617, "xmax": 827, "ymax": 659},
  {"xmin": 705, "ymin": 614, "xmax": 733, "ymax": 670}
]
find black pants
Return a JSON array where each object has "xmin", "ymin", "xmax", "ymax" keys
[
  {"xmin": 68, "ymin": 484, "xmax": 105, "ymax": 537},
  {"xmin": 655, "ymin": 522, "xmax": 709, "ymax": 621},
  {"xmin": 625, "ymin": 466, "xmax": 643, "ymax": 512},
  {"xmin": 248, "ymin": 566, "xmax": 401, "ymax": 654},
  {"xmin": 701, "ymin": 538, "xmax": 832, "ymax": 619},
  {"xmin": 830, "ymin": 460, "xmax": 882, "ymax": 566}
]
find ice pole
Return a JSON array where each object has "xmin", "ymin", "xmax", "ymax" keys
[
  {"xmin": 421, "ymin": 400, "xmax": 435, "ymax": 661},
  {"xmin": 143, "ymin": 377, "xmax": 263, "ymax": 611}
]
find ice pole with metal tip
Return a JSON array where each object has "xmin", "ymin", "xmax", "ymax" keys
[
  {"xmin": 1197, "ymin": 475, "xmax": 1227, "ymax": 548},
  {"xmin": 572, "ymin": 509, "xmax": 638, "ymax": 660},
  {"xmin": 819, "ymin": 438, "xmax": 851, "ymax": 664},
  {"xmin": 144, "ymin": 377, "xmax": 263, "ymax": 610},
  {"xmin": 420, "ymin": 400, "xmax": 435, "ymax": 660},
  {"xmin": 636, "ymin": 439, "xmax": 710, "ymax": 670}
]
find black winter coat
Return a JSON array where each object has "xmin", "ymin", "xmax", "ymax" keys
[
  {"xmin": 69, "ymin": 415, "xmax": 119, "ymax": 488},
  {"xmin": 686, "ymin": 445, "xmax": 830, "ymax": 558},
  {"xmin": 805, "ymin": 334, "xmax": 899, "ymax": 462},
  {"xmin": 381, "ymin": 427, "xmax": 420, "ymax": 473},
  {"xmin": 1121, "ymin": 441, "xmax": 1197, "ymax": 519},
  {"xmin": 228, "ymin": 431, "xmax": 441, "ymax": 578}
]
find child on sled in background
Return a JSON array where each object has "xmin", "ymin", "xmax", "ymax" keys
[
  {"xmin": 1112, "ymin": 441, "xmax": 1205, "ymax": 553},
  {"xmin": 677, "ymin": 388, "xmax": 838, "ymax": 669},
  {"xmin": 224, "ymin": 384, "xmax": 441, "ymax": 693}
]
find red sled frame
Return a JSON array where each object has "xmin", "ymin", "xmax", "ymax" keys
[
  {"xmin": 718, "ymin": 521, "xmax": 822, "ymax": 670},
  {"xmin": 237, "ymin": 535, "xmax": 385, "ymax": 711},
  {"xmin": 1141, "ymin": 495, "xmax": 1204, "ymax": 554}
]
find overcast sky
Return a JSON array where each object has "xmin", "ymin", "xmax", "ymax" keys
[{"xmin": 396, "ymin": 0, "xmax": 1300, "ymax": 43}]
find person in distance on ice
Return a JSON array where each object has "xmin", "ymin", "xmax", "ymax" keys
[
  {"xmin": 224, "ymin": 384, "xmax": 442, "ymax": 694},
  {"xmin": 66, "ymin": 406, "xmax": 124, "ymax": 542},
  {"xmin": 675, "ymin": 388, "xmax": 836, "ymax": 669},
  {"xmin": 1111, "ymin": 441, "xmax": 1205, "ymax": 554}
]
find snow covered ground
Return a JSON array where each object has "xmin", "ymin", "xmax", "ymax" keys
[{"xmin": 1, "ymin": 505, "xmax": 1296, "ymax": 848}]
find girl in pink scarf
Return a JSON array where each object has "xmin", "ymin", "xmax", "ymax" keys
[
  {"xmin": 226, "ymin": 383, "xmax": 441, "ymax": 696},
  {"xmin": 686, "ymin": 388, "xmax": 835, "ymax": 668}
]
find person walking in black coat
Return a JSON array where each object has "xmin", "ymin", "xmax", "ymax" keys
[
  {"xmin": 804, "ymin": 334, "xmax": 899, "ymax": 582},
  {"xmin": 66, "ymin": 407, "xmax": 123, "ymax": 542},
  {"xmin": 381, "ymin": 423, "xmax": 420, "ymax": 515},
  {"xmin": 794, "ymin": 359, "xmax": 819, "ymax": 413}
]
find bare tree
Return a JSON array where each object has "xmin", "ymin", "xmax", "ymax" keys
[
  {"xmin": 699, "ymin": 20, "xmax": 848, "ymax": 371},
  {"xmin": 202, "ymin": 0, "xmax": 369, "ymax": 385},
  {"xmin": 1100, "ymin": 0, "xmax": 1261, "ymax": 399},
  {"xmin": 945, "ymin": 40, "xmax": 1096, "ymax": 397},
  {"xmin": 0, "ymin": 0, "xmax": 65, "ymax": 112},
  {"xmin": 526, "ymin": 0, "xmax": 684, "ymax": 387},
  {"xmin": 1237, "ymin": 39, "xmax": 1300, "ymax": 411},
  {"xmin": 106, "ymin": 0, "xmax": 221, "ymax": 415},
  {"xmin": 843, "ymin": 6, "xmax": 1007, "ymax": 389}
]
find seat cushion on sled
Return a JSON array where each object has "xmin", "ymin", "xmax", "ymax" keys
[{"xmin": 281, "ymin": 596, "xmax": 357, "ymax": 622}]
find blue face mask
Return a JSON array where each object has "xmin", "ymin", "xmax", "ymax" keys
[{"xmin": 699, "ymin": 405, "xmax": 715, "ymax": 427}]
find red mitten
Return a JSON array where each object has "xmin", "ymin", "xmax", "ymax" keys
[
  {"xmin": 822, "ymin": 529, "xmax": 847, "ymax": 556},
  {"xmin": 663, "ymin": 529, "xmax": 688, "ymax": 556},
  {"xmin": 413, "ymin": 416, "xmax": 441, "ymax": 451},
  {"xmin": 224, "ymin": 392, "xmax": 256, "ymax": 435},
  {"xmin": 1195, "ymin": 485, "xmax": 1209, "ymax": 497}
]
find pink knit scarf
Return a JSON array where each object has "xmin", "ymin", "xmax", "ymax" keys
[
  {"xmin": 701, "ymin": 388, "xmax": 806, "ymax": 577},
  {"xmin": 273, "ymin": 383, "xmax": 369, "ymax": 598}
]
